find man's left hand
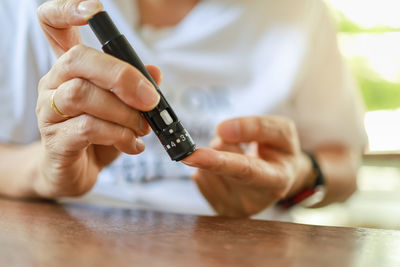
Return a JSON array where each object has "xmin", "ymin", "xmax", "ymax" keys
[{"xmin": 183, "ymin": 116, "xmax": 313, "ymax": 217}]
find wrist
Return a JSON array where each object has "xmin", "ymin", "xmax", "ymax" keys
[
  {"xmin": 33, "ymin": 143, "xmax": 73, "ymax": 199},
  {"xmin": 286, "ymin": 151, "xmax": 315, "ymax": 199},
  {"xmin": 32, "ymin": 145, "xmax": 56, "ymax": 198},
  {"xmin": 278, "ymin": 151, "xmax": 326, "ymax": 209},
  {"xmin": 34, "ymin": 145, "xmax": 101, "ymax": 198},
  {"xmin": 8, "ymin": 142, "xmax": 44, "ymax": 198}
]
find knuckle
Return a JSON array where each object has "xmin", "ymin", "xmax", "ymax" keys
[
  {"xmin": 285, "ymin": 120, "xmax": 300, "ymax": 152},
  {"xmin": 113, "ymin": 63, "xmax": 138, "ymax": 92},
  {"xmin": 68, "ymin": 44, "xmax": 86, "ymax": 57},
  {"xmin": 35, "ymin": 92, "xmax": 45, "ymax": 117},
  {"xmin": 37, "ymin": 0, "xmax": 70, "ymax": 24},
  {"xmin": 118, "ymin": 63, "xmax": 135, "ymax": 79},
  {"xmin": 64, "ymin": 79, "xmax": 87, "ymax": 108},
  {"xmin": 36, "ymin": 91, "xmax": 52, "ymax": 121},
  {"xmin": 66, "ymin": 45, "xmax": 86, "ymax": 65},
  {"xmin": 240, "ymin": 157, "xmax": 254, "ymax": 182},
  {"xmin": 37, "ymin": 2, "xmax": 50, "ymax": 22},
  {"xmin": 40, "ymin": 125, "xmax": 56, "ymax": 140},
  {"xmin": 280, "ymin": 118, "xmax": 297, "ymax": 143},
  {"xmin": 258, "ymin": 117, "xmax": 270, "ymax": 136},
  {"xmin": 115, "ymin": 63, "xmax": 134, "ymax": 85},
  {"xmin": 39, "ymin": 127, "xmax": 60, "ymax": 154},
  {"xmin": 125, "ymin": 112, "xmax": 147, "ymax": 136},
  {"xmin": 59, "ymin": 0, "xmax": 71, "ymax": 15},
  {"xmin": 215, "ymin": 155, "xmax": 227, "ymax": 172},
  {"xmin": 119, "ymin": 108, "xmax": 134, "ymax": 124},
  {"xmin": 285, "ymin": 119, "xmax": 297, "ymax": 136},
  {"xmin": 38, "ymin": 74, "xmax": 48, "ymax": 90},
  {"xmin": 119, "ymin": 127, "xmax": 134, "ymax": 144},
  {"xmin": 77, "ymin": 115, "xmax": 95, "ymax": 137},
  {"xmin": 35, "ymin": 98, "xmax": 42, "ymax": 117},
  {"xmin": 191, "ymin": 170, "xmax": 201, "ymax": 182},
  {"xmin": 58, "ymin": 52, "xmax": 74, "ymax": 74},
  {"xmin": 59, "ymin": 44, "xmax": 85, "ymax": 73},
  {"xmin": 138, "ymin": 121, "xmax": 151, "ymax": 136}
]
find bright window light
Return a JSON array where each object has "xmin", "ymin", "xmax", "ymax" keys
[{"xmin": 325, "ymin": 0, "xmax": 400, "ymax": 28}]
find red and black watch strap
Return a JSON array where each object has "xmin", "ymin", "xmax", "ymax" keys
[{"xmin": 277, "ymin": 152, "xmax": 325, "ymax": 210}]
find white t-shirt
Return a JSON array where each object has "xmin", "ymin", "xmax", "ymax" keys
[{"xmin": 0, "ymin": 0, "xmax": 367, "ymax": 219}]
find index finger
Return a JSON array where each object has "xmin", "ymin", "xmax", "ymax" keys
[
  {"xmin": 183, "ymin": 148, "xmax": 288, "ymax": 189},
  {"xmin": 43, "ymin": 45, "xmax": 160, "ymax": 111},
  {"xmin": 37, "ymin": 0, "xmax": 103, "ymax": 57}
]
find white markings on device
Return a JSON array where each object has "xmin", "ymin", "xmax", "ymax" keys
[
  {"xmin": 164, "ymin": 131, "xmax": 192, "ymax": 150},
  {"xmin": 160, "ymin": 110, "xmax": 173, "ymax": 125}
]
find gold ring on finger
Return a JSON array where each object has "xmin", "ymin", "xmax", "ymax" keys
[{"xmin": 50, "ymin": 90, "xmax": 70, "ymax": 118}]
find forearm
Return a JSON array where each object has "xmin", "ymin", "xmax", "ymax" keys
[{"xmin": 0, "ymin": 142, "xmax": 42, "ymax": 198}]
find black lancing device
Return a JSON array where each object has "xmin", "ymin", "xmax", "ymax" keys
[{"xmin": 88, "ymin": 11, "xmax": 196, "ymax": 161}]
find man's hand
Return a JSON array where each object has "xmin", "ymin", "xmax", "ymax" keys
[
  {"xmin": 183, "ymin": 116, "xmax": 314, "ymax": 218},
  {"xmin": 34, "ymin": 0, "xmax": 161, "ymax": 198}
]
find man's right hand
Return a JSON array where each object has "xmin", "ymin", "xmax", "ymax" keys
[{"xmin": 34, "ymin": 0, "xmax": 161, "ymax": 197}]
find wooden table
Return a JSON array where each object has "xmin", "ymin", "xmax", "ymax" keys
[{"xmin": 1, "ymin": 198, "xmax": 399, "ymax": 267}]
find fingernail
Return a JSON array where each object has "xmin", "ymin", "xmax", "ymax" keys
[
  {"xmin": 136, "ymin": 79, "xmax": 160, "ymax": 108},
  {"xmin": 220, "ymin": 120, "xmax": 241, "ymax": 141},
  {"xmin": 135, "ymin": 138, "xmax": 145, "ymax": 151},
  {"xmin": 77, "ymin": 0, "xmax": 103, "ymax": 19},
  {"xmin": 182, "ymin": 160, "xmax": 196, "ymax": 167}
]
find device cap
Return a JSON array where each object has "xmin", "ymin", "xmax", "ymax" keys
[{"xmin": 88, "ymin": 11, "xmax": 121, "ymax": 45}]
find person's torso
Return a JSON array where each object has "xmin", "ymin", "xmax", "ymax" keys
[{"xmin": 1, "ymin": 0, "xmax": 319, "ymax": 218}]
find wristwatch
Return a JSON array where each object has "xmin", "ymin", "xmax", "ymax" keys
[{"xmin": 277, "ymin": 152, "xmax": 326, "ymax": 209}]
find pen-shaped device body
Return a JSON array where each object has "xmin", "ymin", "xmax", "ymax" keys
[{"xmin": 88, "ymin": 11, "xmax": 196, "ymax": 161}]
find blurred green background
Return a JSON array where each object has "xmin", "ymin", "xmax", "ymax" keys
[{"xmin": 326, "ymin": 0, "xmax": 400, "ymax": 111}]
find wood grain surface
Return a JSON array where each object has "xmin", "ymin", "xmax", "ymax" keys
[{"xmin": 0, "ymin": 198, "xmax": 399, "ymax": 267}]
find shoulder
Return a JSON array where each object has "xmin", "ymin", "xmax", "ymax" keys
[
  {"xmin": 247, "ymin": 0, "xmax": 327, "ymax": 17},
  {"xmin": 242, "ymin": 0, "xmax": 333, "ymax": 32}
]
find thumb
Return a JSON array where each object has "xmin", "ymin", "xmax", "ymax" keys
[{"xmin": 37, "ymin": 0, "xmax": 103, "ymax": 57}]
